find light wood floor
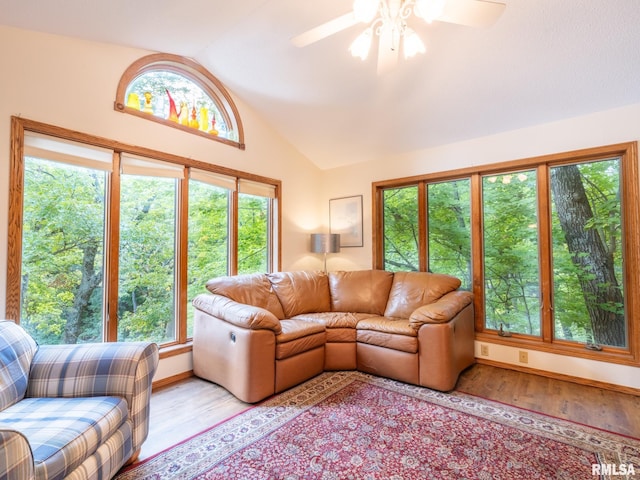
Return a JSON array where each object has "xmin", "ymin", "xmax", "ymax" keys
[{"xmin": 138, "ymin": 363, "xmax": 640, "ymax": 462}]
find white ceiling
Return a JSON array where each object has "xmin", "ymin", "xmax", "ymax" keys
[{"xmin": 2, "ymin": 0, "xmax": 640, "ymax": 169}]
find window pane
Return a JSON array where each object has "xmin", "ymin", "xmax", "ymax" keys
[
  {"xmin": 118, "ymin": 175, "xmax": 177, "ymax": 343},
  {"xmin": 238, "ymin": 193, "xmax": 269, "ymax": 274},
  {"xmin": 550, "ymin": 159, "xmax": 625, "ymax": 347},
  {"xmin": 188, "ymin": 180, "xmax": 230, "ymax": 336},
  {"xmin": 126, "ymin": 71, "xmax": 232, "ymax": 139},
  {"xmin": 21, "ymin": 158, "xmax": 106, "ymax": 344},
  {"xmin": 383, "ymin": 186, "xmax": 419, "ymax": 271},
  {"xmin": 427, "ymin": 179, "xmax": 472, "ymax": 289},
  {"xmin": 483, "ymin": 171, "xmax": 540, "ymax": 335}
]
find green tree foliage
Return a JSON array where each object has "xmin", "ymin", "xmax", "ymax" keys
[
  {"xmin": 237, "ymin": 194, "xmax": 269, "ymax": 274},
  {"xmin": 21, "ymin": 158, "xmax": 106, "ymax": 344},
  {"xmin": 117, "ymin": 175, "xmax": 177, "ymax": 343},
  {"xmin": 382, "ymin": 181, "xmax": 472, "ymax": 287},
  {"xmin": 187, "ymin": 181, "xmax": 230, "ymax": 336},
  {"xmin": 551, "ymin": 160, "xmax": 624, "ymax": 347},
  {"xmin": 382, "ymin": 161, "xmax": 625, "ymax": 347},
  {"xmin": 21, "ymin": 159, "xmax": 273, "ymax": 345},
  {"xmin": 383, "ymin": 186, "xmax": 419, "ymax": 271},
  {"xmin": 483, "ymin": 172, "xmax": 541, "ymax": 335},
  {"xmin": 428, "ymin": 180, "xmax": 471, "ymax": 289}
]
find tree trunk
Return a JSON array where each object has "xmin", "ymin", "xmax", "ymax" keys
[
  {"xmin": 550, "ymin": 165, "xmax": 625, "ymax": 346},
  {"xmin": 63, "ymin": 241, "xmax": 102, "ymax": 343}
]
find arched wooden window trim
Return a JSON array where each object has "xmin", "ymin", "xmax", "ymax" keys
[{"xmin": 114, "ymin": 53, "xmax": 245, "ymax": 150}]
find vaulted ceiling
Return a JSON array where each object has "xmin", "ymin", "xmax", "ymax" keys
[{"xmin": 2, "ymin": 0, "xmax": 640, "ymax": 169}]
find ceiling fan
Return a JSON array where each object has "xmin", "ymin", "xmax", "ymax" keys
[{"xmin": 292, "ymin": 0, "xmax": 506, "ymax": 74}]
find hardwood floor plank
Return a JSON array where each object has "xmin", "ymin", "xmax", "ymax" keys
[{"xmin": 140, "ymin": 378, "xmax": 250, "ymax": 460}]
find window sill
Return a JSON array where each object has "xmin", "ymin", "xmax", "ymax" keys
[
  {"xmin": 475, "ymin": 332, "xmax": 639, "ymax": 367},
  {"xmin": 158, "ymin": 341, "xmax": 193, "ymax": 360}
]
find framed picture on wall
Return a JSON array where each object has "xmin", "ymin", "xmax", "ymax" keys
[{"xmin": 330, "ymin": 195, "xmax": 363, "ymax": 247}]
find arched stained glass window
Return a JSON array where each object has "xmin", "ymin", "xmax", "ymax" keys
[{"xmin": 115, "ymin": 53, "xmax": 244, "ymax": 149}]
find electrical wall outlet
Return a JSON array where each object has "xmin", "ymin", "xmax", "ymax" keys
[
  {"xmin": 480, "ymin": 344, "xmax": 489, "ymax": 356},
  {"xmin": 519, "ymin": 351, "xmax": 528, "ymax": 363}
]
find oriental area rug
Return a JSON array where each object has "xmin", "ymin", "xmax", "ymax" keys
[{"xmin": 117, "ymin": 371, "xmax": 639, "ymax": 480}]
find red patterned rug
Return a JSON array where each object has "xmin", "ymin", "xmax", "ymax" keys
[{"xmin": 117, "ymin": 371, "xmax": 639, "ymax": 479}]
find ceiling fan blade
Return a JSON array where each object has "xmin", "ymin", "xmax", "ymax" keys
[
  {"xmin": 291, "ymin": 12, "xmax": 359, "ymax": 48},
  {"xmin": 377, "ymin": 28, "xmax": 398, "ymax": 75},
  {"xmin": 437, "ymin": 0, "xmax": 506, "ymax": 28}
]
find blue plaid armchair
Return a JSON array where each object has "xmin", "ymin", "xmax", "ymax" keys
[{"xmin": 0, "ymin": 320, "xmax": 159, "ymax": 480}]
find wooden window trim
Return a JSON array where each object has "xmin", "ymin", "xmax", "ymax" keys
[
  {"xmin": 373, "ymin": 142, "xmax": 640, "ymax": 367},
  {"xmin": 7, "ymin": 116, "xmax": 280, "ymax": 346}
]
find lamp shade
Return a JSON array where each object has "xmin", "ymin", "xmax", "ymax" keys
[{"xmin": 310, "ymin": 233, "xmax": 341, "ymax": 254}]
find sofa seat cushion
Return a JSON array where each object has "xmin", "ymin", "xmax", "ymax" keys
[
  {"xmin": 384, "ymin": 271, "xmax": 462, "ymax": 319},
  {"xmin": 291, "ymin": 312, "xmax": 371, "ymax": 329},
  {"xmin": 291, "ymin": 312, "xmax": 378, "ymax": 342},
  {"xmin": 276, "ymin": 320, "xmax": 326, "ymax": 360},
  {"xmin": 0, "ymin": 396, "xmax": 129, "ymax": 480},
  {"xmin": 329, "ymin": 270, "xmax": 394, "ymax": 315},
  {"xmin": 356, "ymin": 317, "xmax": 418, "ymax": 353},
  {"xmin": 268, "ymin": 271, "xmax": 330, "ymax": 317},
  {"xmin": 0, "ymin": 321, "xmax": 38, "ymax": 410}
]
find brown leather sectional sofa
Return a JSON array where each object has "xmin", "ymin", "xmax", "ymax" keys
[{"xmin": 192, "ymin": 269, "xmax": 475, "ymax": 403}]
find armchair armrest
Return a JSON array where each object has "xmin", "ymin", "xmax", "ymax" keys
[
  {"xmin": 0, "ymin": 430, "xmax": 34, "ymax": 480},
  {"xmin": 26, "ymin": 341, "xmax": 158, "ymax": 453},
  {"xmin": 192, "ymin": 293, "xmax": 282, "ymax": 334},
  {"xmin": 409, "ymin": 290, "xmax": 473, "ymax": 328}
]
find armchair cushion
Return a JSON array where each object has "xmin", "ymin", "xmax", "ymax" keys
[
  {"xmin": 0, "ymin": 396, "xmax": 129, "ymax": 480},
  {"xmin": 26, "ymin": 341, "xmax": 158, "ymax": 453},
  {"xmin": 0, "ymin": 321, "xmax": 38, "ymax": 410}
]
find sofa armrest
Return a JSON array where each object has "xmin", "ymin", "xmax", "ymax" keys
[
  {"xmin": 409, "ymin": 290, "xmax": 473, "ymax": 328},
  {"xmin": 26, "ymin": 342, "xmax": 158, "ymax": 453},
  {"xmin": 193, "ymin": 293, "xmax": 282, "ymax": 334},
  {"xmin": 0, "ymin": 430, "xmax": 35, "ymax": 480}
]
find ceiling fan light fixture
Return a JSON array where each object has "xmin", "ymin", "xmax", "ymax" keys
[
  {"xmin": 293, "ymin": 0, "xmax": 505, "ymax": 73},
  {"xmin": 353, "ymin": 0, "xmax": 380, "ymax": 23},
  {"xmin": 403, "ymin": 27, "xmax": 426, "ymax": 58},
  {"xmin": 349, "ymin": 28, "xmax": 374, "ymax": 60},
  {"xmin": 414, "ymin": 0, "xmax": 447, "ymax": 23}
]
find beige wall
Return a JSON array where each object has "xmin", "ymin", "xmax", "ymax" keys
[{"xmin": 1, "ymin": 25, "xmax": 639, "ymax": 390}]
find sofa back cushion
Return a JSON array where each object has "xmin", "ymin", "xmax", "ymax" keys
[
  {"xmin": 206, "ymin": 273, "xmax": 285, "ymax": 319},
  {"xmin": 329, "ymin": 270, "xmax": 394, "ymax": 315},
  {"xmin": 0, "ymin": 320, "xmax": 38, "ymax": 410},
  {"xmin": 384, "ymin": 271, "xmax": 461, "ymax": 319},
  {"xmin": 267, "ymin": 271, "xmax": 331, "ymax": 318}
]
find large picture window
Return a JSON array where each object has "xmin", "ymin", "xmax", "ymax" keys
[
  {"xmin": 7, "ymin": 117, "xmax": 280, "ymax": 347},
  {"xmin": 20, "ymin": 156, "xmax": 108, "ymax": 344},
  {"xmin": 382, "ymin": 185, "xmax": 420, "ymax": 271},
  {"xmin": 428, "ymin": 179, "xmax": 471, "ymax": 289},
  {"xmin": 187, "ymin": 170, "xmax": 232, "ymax": 337},
  {"xmin": 482, "ymin": 170, "xmax": 540, "ymax": 336},
  {"xmin": 373, "ymin": 143, "xmax": 639, "ymax": 365},
  {"xmin": 550, "ymin": 159, "xmax": 625, "ymax": 348}
]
